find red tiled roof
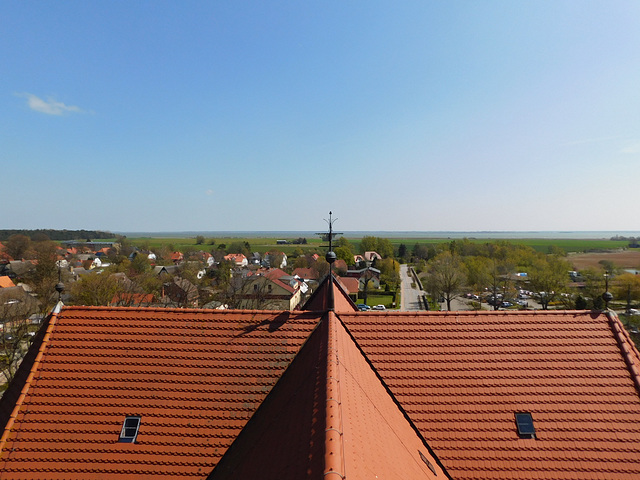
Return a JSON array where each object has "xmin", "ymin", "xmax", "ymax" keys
[
  {"xmin": 303, "ymin": 274, "xmax": 357, "ymax": 313},
  {"xmin": 110, "ymin": 293, "xmax": 156, "ymax": 306},
  {"xmin": 0, "ymin": 306, "xmax": 320, "ymax": 479},
  {"xmin": 209, "ymin": 311, "xmax": 445, "ymax": 479},
  {"xmin": 336, "ymin": 276, "xmax": 359, "ymax": 294},
  {"xmin": 0, "ymin": 277, "xmax": 15, "ymax": 289},
  {"xmin": 291, "ymin": 267, "xmax": 318, "ymax": 280},
  {"xmin": 339, "ymin": 310, "xmax": 640, "ymax": 480}
]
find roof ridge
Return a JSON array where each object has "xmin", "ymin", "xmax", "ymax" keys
[
  {"xmin": 606, "ymin": 310, "xmax": 640, "ymax": 396},
  {"xmin": 0, "ymin": 302, "xmax": 62, "ymax": 455},
  {"xmin": 324, "ymin": 311, "xmax": 345, "ymax": 479}
]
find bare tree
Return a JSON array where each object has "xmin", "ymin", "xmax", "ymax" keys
[
  {"xmin": 0, "ymin": 288, "xmax": 39, "ymax": 385},
  {"xmin": 425, "ymin": 252, "xmax": 466, "ymax": 311}
]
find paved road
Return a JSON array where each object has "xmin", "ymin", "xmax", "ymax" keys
[{"xmin": 400, "ymin": 264, "xmax": 424, "ymax": 311}]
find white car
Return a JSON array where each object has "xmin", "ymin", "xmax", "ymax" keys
[{"xmin": 372, "ymin": 305, "xmax": 386, "ymax": 311}]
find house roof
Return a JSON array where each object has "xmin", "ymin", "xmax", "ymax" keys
[
  {"xmin": 110, "ymin": 293, "xmax": 156, "ymax": 306},
  {"xmin": 302, "ymin": 274, "xmax": 358, "ymax": 313},
  {"xmin": 336, "ymin": 275, "xmax": 359, "ymax": 294},
  {"xmin": 0, "ymin": 307, "xmax": 320, "ymax": 479},
  {"xmin": 364, "ymin": 251, "xmax": 381, "ymax": 261},
  {"xmin": 291, "ymin": 267, "xmax": 318, "ymax": 280},
  {"xmin": 338, "ymin": 309, "xmax": 640, "ymax": 480},
  {"xmin": 2, "ymin": 278, "xmax": 640, "ymax": 479},
  {"xmin": 0, "ymin": 276, "xmax": 15, "ymax": 288},
  {"xmin": 208, "ymin": 311, "xmax": 446, "ymax": 480}
]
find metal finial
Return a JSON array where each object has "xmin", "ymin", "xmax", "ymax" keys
[{"xmin": 55, "ymin": 263, "xmax": 64, "ymax": 301}]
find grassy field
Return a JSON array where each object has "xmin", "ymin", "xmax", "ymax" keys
[
  {"xmin": 106, "ymin": 234, "xmax": 629, "ymax": 255},
  {"xmin": 378, "ymin": 237, "xmax": 629, "ymax": 254},
  {"xmin": 357, "ymin": 293, "xmax": 398, "ymax": 310}
]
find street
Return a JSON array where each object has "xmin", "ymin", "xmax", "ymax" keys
[{"xmin": 400, "ymin": 264, "xmax": 424, "ymax": 311}]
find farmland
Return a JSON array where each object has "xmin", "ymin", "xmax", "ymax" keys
[{"xmin": 119, "ymin": 234, "xmax": 631, "ymax": 255}]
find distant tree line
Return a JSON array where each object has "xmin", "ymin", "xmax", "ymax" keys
[{"xmin": 0, "ymin": 229, "xmax": 114, "ymax": 242}]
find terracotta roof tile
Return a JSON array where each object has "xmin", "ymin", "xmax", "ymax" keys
[
  {"xmin": 0, "ymin": 306, "xmax": 319, "ymax": 479},
  {"xmin": 209, "ymin": 311, "xmax": 447, "ymax": 480},
  {"xmin": 339, "ymin": 310, "xmax": 640, "ymax": 480}
]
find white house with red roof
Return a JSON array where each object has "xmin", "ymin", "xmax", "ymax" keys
[{"xmin": 223, "ymin": 253, "xmax": 248, "ymax": 267}]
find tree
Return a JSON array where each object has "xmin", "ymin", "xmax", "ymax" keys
[
  {"xmin": 527, "ymin": 254, "xmax": 571, "ymax": 310},
  {"xmin": 613, "ymin": 273, "xmax": 640, "ymax": 315},
  {"xmin": 70, "ymin": 272, "xmax": 122, "ymax": 306},
  {"xmin": 424, "ymin": 252, "xmax": 466, "ymax": 311},
  {"xmin": 359, "ymin": 236, "xmax": 378, "ymax": 254},
  {"xmin": 5, "ymin": 234, "xmax": 31, "ymax": 260},
  {"xmin": 24, "ymin": 241, "xmax": 60, "ymax": 313},
  {"xmin": 463, "ymin": 256, "xmax": 491, "ymax": 293},
  {"xmin": 580, "ymin": 268, "xmax": 606, "ymax": 310},
  {"xmin": 195, "ymin": 235, "xmax": 205, "ymax": 245},
  {"xmin": 335, "ymin": 246, "xmax": 355, "ymax": 265},
  {"xmin": 398, "ymin": 243, "xmax": 407, "ymax": 260},
  {"xmin": 0, "ymin": 289, "xmax": 40, "ymax": 384}
]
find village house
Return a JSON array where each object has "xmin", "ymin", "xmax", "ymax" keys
[
  {"xmin": 223, "ymin": 253, "xmax": 248, "ymax": 267},
  {"xmin": 236, "ymin": 268, "xmax": 302, "ymax": 310}
]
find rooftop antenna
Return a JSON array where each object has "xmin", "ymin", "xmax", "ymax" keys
[{"xmin": 316, "ymin": 212, "xmax": 342, "ymax": 311}]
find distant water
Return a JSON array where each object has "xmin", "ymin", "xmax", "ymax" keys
[{"xmin": 116, "ymin": 230, "xmax": 640, "ymax": 239}]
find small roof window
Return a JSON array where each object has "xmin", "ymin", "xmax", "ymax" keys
[
  {"xmin": 119, "ymin": 416, "xmax": 141, "ymax": 443},
  {"xmin": 419, "ymin": 450, "xmax": 437, "ymax": 475},
  {"xmin": 515, "ymin": 412, "xmax": 536, "ymax": 438}
]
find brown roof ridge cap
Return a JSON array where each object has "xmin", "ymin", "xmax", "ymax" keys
[
  {"xmin": 334, "ymin": 311, "xmax": 454, "ymax": 479},
  {"xmin": 324, "ymin": 311, "xmax": 345, "ymax": 480},
  {"xmin": 0, "ymin": 302, "xmax": 62, "ymax": 453},
  {"xmin": 606, "ymin": 310, "xmax": 640, "ymax": 396}
]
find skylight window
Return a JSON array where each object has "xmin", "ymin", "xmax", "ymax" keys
[
  {"xmin": 419, "ymin": 450, "xmax": 437, "ymax": 475},
  {"xmin": 119, "ymin": 416, "xmax": 141, "ymax": 443},
  {"xmin": 515, "ymin": 412, "xmax": 536, "ymax": 438}
]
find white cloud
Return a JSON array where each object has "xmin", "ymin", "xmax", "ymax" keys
[
  {"xmin": 206, "ymin": 189, "xmax": 214, "ymax": 196},
  {"xmin": 18, "ymin": 93, "xmax": 86, "ymax": 116}
]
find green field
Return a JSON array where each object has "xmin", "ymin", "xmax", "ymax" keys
[
  {"xmin": 378, "ymin": 237, "xmax": 629, "ymax": 254},
  {"xmin": 107, "ymin": 234, "xmax": 629, "ymax": 255}
]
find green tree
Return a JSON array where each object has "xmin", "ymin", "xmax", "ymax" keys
[
  {"xmin": 359, "ymin": 236, "xmax": 378, "ymax": 253},
  {"xmin": 195, "ymin": 235, "xmax": 205, "ymax": 245},
  {"xmin": 528, "ymin": 254, "xmax": 571, "ymax": 310},
  {"xmin": 378, "ymin": 258, "xmax": 401, "ymax": 299},
  {"xmin": 70, "ymin": 272, "xmax": 122, "ymax": 306},
  {"xmin": 613, "ymin": 273, "xmax": 640, "ymax": 315},
  {"xmin": 463, "ymin": 255, "xmax": 491, "ymax": 293},
  {"xmin": 335, "ymin": 246, "xmax": 355, "ymax": 266}
]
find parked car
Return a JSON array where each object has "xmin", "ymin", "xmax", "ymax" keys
[
  {"xmin": 372, "ymin": 305, "xmax": 386, "ymax": 311},
  {"xmin": 356, "ymin": 304, "xmax": 371, "ymax": 311}
]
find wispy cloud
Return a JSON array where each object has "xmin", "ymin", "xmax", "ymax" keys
[
  {"xmin": 17, "ymin": 93, "xmax": 87, "ymax": 116},
  {"xmin": 206, "ymin": 189, "xmax": 214, "ymax": 196},
  {"xmin": 562, "ymin": 135, "xmax": 624, "ymax": 147},
  {"xmin": 620, "ymin": 142, "xmax": 640, "ymax": 154}
]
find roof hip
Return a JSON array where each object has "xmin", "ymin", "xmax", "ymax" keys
[{"xmin": 606, "ymin": 310, "xmax": 640, "ymax": 395}]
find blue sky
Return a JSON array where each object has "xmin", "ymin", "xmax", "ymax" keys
[{"xmin": 2, "ymin": 1, "xmax": 639, "ymax": 233}]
